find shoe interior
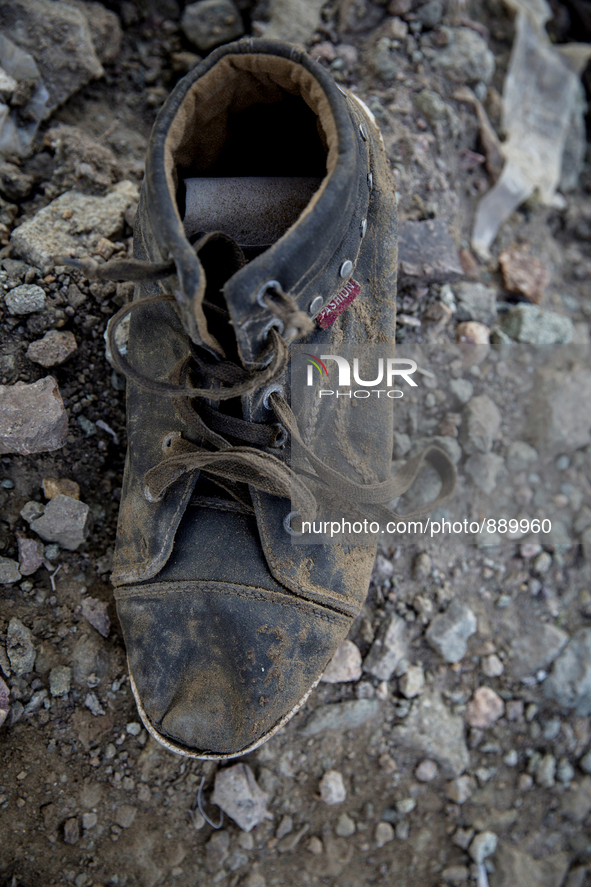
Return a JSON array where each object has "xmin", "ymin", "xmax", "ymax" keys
[{"xmin": 162, "ymin": 53, "xmax": 340, "ymax": 247}]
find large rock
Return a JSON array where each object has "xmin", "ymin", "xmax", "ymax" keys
[
  {"xmin": 397, "ymin": 220, "xmax": 463, "ymax": 286},
  {"xmin": 500, "ymin": 304, "xmax": 574, "ymax": 344},
  {"xmin": 543, "ymin": 628, "xmax": 591, "ymax": 715},
  {"xmin": 11, "ymin": 180, "xmax": 138, "ymax": 268},
  {"xmin": 509, "ymin": 619, "xmax": 568, "ymax": 680},
  {"xmin": 0, "ymin": 376, "xmax": 68, "ymax": 455},
  {"xmin": 264, "ymin": 0, "xmax": 326, "ymax": 44},
  {"xmin": 426, "ymin": 599, "xmax": 477, "ymax": 663},
  {"xmin": 490, "ymin": 843, "xmax": 569, "ymax": 887},
  {"xmin": 363, "ymin": 614, "xmax": 408, "ymax": 680},
  {"xmin": 301, "ymin": 699, "xmax": 380, "ymax": 737},
  {"xmin": 29, "ymin": 494, "xmax": 92, "ymax": 551},
  {"xmin": 0, "ymin": 0, "xmax": 103, "ymax": 114},
  {"xmin": 391, "ymin": 690, "xmax": 469, "ymax": 777},
  {"xmin": 525, "ymin": 363, "xmax": 591, "ymax": 454}
]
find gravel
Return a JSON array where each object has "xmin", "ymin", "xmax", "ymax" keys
[
  {"xmin": 4, "ymin": 284, "xmax": 46, "ymax": 315},
  {"xmin": 212, "ymin": 764, "xmax": 270, "ymax": 831},
  {"xmin": 0, "ymin": 377, "xmax": 68, "ymax": 455},
  {"xmin": 319, "ymin": 770, "xmax": 346, "ymax": 805},
  {"xmin": 29, "ymin": 493, "xmax": 92, "ymax": 550},
  {"xmin": 426, "ymin": 599, "xmax": 477, "ymax": 663}
]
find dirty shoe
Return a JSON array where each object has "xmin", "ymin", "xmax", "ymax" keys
[{"xmin": 98, "ymin": 39, "xmax": 454, "ymax": 758}]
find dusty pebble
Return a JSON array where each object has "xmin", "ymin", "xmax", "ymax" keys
[
  {"xmin": 7, "ymin": 617, "xmax": 36, "ymax": 675},
  {"xmin": 16, "ymin": 534, "xmax": 44, "ymax": 577},
  {"xmin": 321, "ymin": 640, "xmax": 362, "ymax": 683},
  {"xmin": 319, "ymin": 770, "xmax": 346, "ymax": 805},
  {"xmin": 466, "ymin": 687, "xmax": 504, "ymax": 728},
  {"xmin": 307, "ymin": 836, "xmax": 323, "ymax": 855},
  {"xmin": 469, "ymin": 830, "xmax": 497, "ymax": 863},
  {"xmin": 30, "ymin": 494, "xmax": 92, "ymax": 551},
  {"xmin": 0, "ymin": 677, "xmax": 10, "ymax": 728},
  {"xmin": 82, "ymin": 812, "xmax": 97, "ymax": 830},
  {"xmin": 126, "ymin": 721, "xmax": 141, "ymax": 736},
  {"xmin": 415, "ymin": 759, "xmax": 438, "ymax": 782},
  {"xmin": 85, "ymin": 693, "xmax": 105, "ymax": 716},
  {"xmin": 81, "ymin": 597, "xmax": 110, "ymax": 638},
  {"xmin": 533, "ymin": 551, "xmax": 552, "ymax": 575},
  {"xmin": 445, "ymin": 776, "xmax": 474, "ymax": 804},
  {"xmin": 114, "ymin": 804, "xmax": 137, "ymax": 828},
  {"xmin": 482, "ymin": 654, "xmax": 504, "ymax": 678},
  {"xmin": 5, "ymin": 284, "xmax": 46, "ymax": 315},
  {"xmin": 63, "ymin": 817, "xmax": 80, "ymax": 844},
  {"xmin": 580, "ymin": 750, "xmax": 591, "ymax": 774},
  {"xmin": 452, "ymin": 827, "xmax": 474, "ymax": 850},
  {"xmin": 518, "ymin": 773, "xmax": 533, "ymax": 790},
  {"xmin": 212, "ymin": 763, "xmax": 270, "ymax": 831},
  {"xmin": 499, "ymin": 246, "xmax": 549, "ymax": 303},
  {"xmin": 0, "ymin": 377, "xmax": 68, "ymax": 455},
  {"xmin": 335, "ymin": 812, "xmax": 356, "ymax": 837},
  {"xmin": 375, "ymin": 821, "xmax": 395, "ymax": 848},
  {"xmin": 0, "ymin": 556, "xmax": 21, "ymax": 585},
  {"xmin": 535, "ymin": 753, "xmax": 557, "ymax": 788},
  {"xmin": 399, "ymin": 665, "xmax": 425, "ymax": 698},
  {"xmin": 456, "ymin": 321, "xmax": 490, "ymax": 345},
  {"xmin": 426, "ymin": 599, "xmax": 477, "ymax": 663},
  {"xmin": 412, "ymin": 551, "xmax": 432, "ymax": 580},
  {"xmin": 26, "ymin": 330, "xmax": 77, "ymax": 367},
  {"xmin": 42, "ymin": 477, "xmax": 80, "ymax": 500},
  {"xmin": 181, "ymin": 0, "xmax": 244, "ymax": 52},
  {"xmin": 49, "ymin": 666, "xmax": 72, "ymax": 697}
]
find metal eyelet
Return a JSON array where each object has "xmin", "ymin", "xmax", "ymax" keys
[
  {"xmin": 261, "ymin": 317, "xmax": 284, "ymax": 343},
  {"xmin": 359, "ymin": 123, "xmax": 368, "ymax": 141},
  {"xmin": 256, "ymin": 279, "xmax": 282, "ymax": 308},
  {"xmin": 367, "ymin": 172, "xmax": 373, "ymax": 191},
  {"xmin": 309, "ymin": 295, "xmax": 323, "ymax": 316},
  {"xmin": 161, "ymin": 431, "xmax": 181, "ymax": 455},
  {"xmin": 271, "ymin": 423, "xmax": 288, "ymax": 448},
  {"xmin": 284, "ymin": 511, "xmax": 303, "ymax": 536},
  {"xmin": 360, "ymin": 218, "xmax": 367, "ymax": 238},
  {"xmin": 263, "ymin": 383, "xmax": 285, "ymax": 410},
  {"xmin": 340, "ymin": 260, "xmax": 353, "ymax": 279}
]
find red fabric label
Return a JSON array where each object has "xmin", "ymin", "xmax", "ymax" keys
[{"xmin": 316, "ymin": 279, "xmax": 361, "ymax": 329}]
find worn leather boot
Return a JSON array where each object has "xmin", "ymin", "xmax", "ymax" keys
[{"xmin": 102, "ymin": 38, "xmax": 454, "ymax": 759}]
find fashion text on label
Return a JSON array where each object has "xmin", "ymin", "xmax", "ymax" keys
[{"xmin": 316, "ymin": 279, "xmax": 361, "ymax": 329}]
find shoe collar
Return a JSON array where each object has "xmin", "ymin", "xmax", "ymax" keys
[{"xmin": 143, "ymin": 38, "xmax": 373, "ymax": 365}]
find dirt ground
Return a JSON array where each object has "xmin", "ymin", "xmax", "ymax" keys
[{"xmin": 1, "ymin": 0, "xmax": 591, "ymax": 885}]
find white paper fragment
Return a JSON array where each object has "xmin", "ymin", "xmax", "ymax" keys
[{"xmin": 471, "ymin": 0, "xmax": 591, "ymax": 258}]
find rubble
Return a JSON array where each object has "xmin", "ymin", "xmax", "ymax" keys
[
  {"xmin": 181, "ymin": 0, "xmax": 244, "ymax": 53},
  {"xmin": 391, "ymin": 690, "xmax": 470, "ymax": 776},
  {"xmin": 466, "ymin": 687, "xmax": 504, "ymax": 728},
  {"xmin": 319, "ymin": 770, "xmax": 346, "ymax": 805},
  {"xmin": 26, "ymin": 330, "xmax": 77, "ymax": 367},
  {"xmin": 6, "ymin": 617, "xmax": 36, "ymax": 675},
  {"xmin": 543, "ymin": 628, "xmax": 591, "ymax": 715},
  {"xmin": 321, "ymin": 640, "xmax": 362, "ymax": 683},
  {"xmin": 4, "ymin": 284, "xmax": 46, "ymax": 315},
  {"xmin": 212, "ymin": 764, "xmax": 270, "ymax": 831},
  {"xmin": 499, "ymin": 246, "xmax": 550, "ymax": 303},
  {"xmin": 0, "ymin": 377, "xmax": 68, "ymax": 455},
  {"xmin": 363, "ymin": 614, "xmax": 408, "ymax": 680},
  {"xmin": 301, "ymin": 699, "xmax": 380, "ymax": 737},
  {"xmin": 397, "ymin": 220, "xmax": 463, "ymax": 286},
  {"xmin": 426, "ymin": 600, "xmax": 477, "ymax": 663},
  {"xmin": 29, "ymin": 493, "xmax": 92, "ymax": 550}
]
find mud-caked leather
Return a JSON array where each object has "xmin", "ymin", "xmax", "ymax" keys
[{"xmin": 112, "ymin": 38, "xmax": 398, "ymax": 758}]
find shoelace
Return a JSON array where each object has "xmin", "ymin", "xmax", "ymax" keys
[{"xmin": 59, "ymin": 235, "xmax": 457, "ymax": 528}]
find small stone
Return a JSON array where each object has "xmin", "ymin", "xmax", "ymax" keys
[
  {"xmin": 460, "ymin": 395, "xmax": 501, "ymax": 455},
  {"xmin": 212, "ymin": 763, "xmax": 270, "ymax": 831},
  {"xmin": 392, "ymin": 689, "xmax": 469, "ymax": 777},
  {"xmin": 557, "ymin": 759, "xmax": 575, "ymax": 784},
  {"xmin": 449, "ymin": 378, "xmax": 474, "ymax": 405},
  {"xmin": 26, "ymin": 330, "xmax": 77, "ymax": 367},
  {"xmin": 426, "ymin": 599, "xmax": 477, "ymax": 663},
  {"xmin": 319, "ymin": 770, "xmax": 346, "ymax": 805},
  {"xmin": 396, "ymin": 797, "xmax": 416, "ymax": 814},
  {"xmin": 114, "ymin": 804, "xmax": 137, "ymax": 828},
  {"xmin": 503, "ymin": 749, "xmax": 518, "ymax": 766},
  {"xmin": 416, "ymin": 0, "xmax": 443, "ymax": 28},
  {"xmin": 509, "ymin": 619, "xmax": 568, "ymax": 679},
  {"xmin": 454, "ymin": 282, "xmax": 497, "ymax": 325},
  {"xmin": 518, "ymin": 773, "xmax": 533, "ymax": 790},
  {"xmin": 535, "ymin": 754, "xmax": 556, "ymax": 788},
  {"xmin": 63, "ymin": 817, "xmax": 80, "ymax": 845},
  {"xmin": 456, "ymin": 321, "xmax": 491, "ymax": 345},
  {"xmin": 561, "ymin": 776, "xmax": 591, "ymax": 822},
  {"xmin": 452, "ymin": 827, "xmax": 475, "ymax": 850},
  {"xmin": 16, "ymin": 534, "xmax": 44, "ymax": 577},
  {"xmin": 0, "ymin": 676, "xmax": 9, "ymax": 727},
  {"xmin": 301, "ymin": 698, "xmax": 381, "ymax": 737},
  {"xmin": 466, "ymin": 687, "xmax": 504, "ymax": 728},
  {"xmin": 580, "ymin": 751, "xmax": 591, "ymax": 774},
  {"xmin": 445, "ymin": 775, "xmax": 474, "ymax": 804},
  {"xmin": 412, "ymin": 551, "xmax": 431, "ymax": 580},
  {"xmin": 0, "ymin": 556, "xmax": 21, "ymax": 585},
  {"xmin": 441, "ymin": 865, "xmax": 470, "ymax": 883},
  {"xmin": 85, "ymin": 692, "xmax": 105, "ymax": 716},
  {"xmin": 0, "ymin": 377, "xmax": 68, "ymax": 455},
  {"xmin": 363, "ymin": 614, "xmax": 408, "ymax": 680},
  {"xmin": 49, "ymin": 665, "xmax": 71, "ymax": 697},
  {"xmin": 533, "ymin": 551, "xmax": 552, "ymax": 575},
  {"xmin": 82, "ymin": 812, "xmax": 97, "ymax": 830},
  {"xmin": 415, "ymin": 759, "xmax": 438, "ymax": 782},
  {"xmin": 433, "ymin": 27, "xmax": 495, "ymax": 84},
  {"xmin": 544, "ymin": 628, "xmax": 591, "ymax": 715},
  {"xmin": 4, "ymin": 284, "xmax": 46, "ymax": 315},
  {"xmin": 126, "ymin": 721, "xmax": 141, "ymax": 736},
  {"xmin": 321, "ymin": 640, "xmax": 362, "ymax": 683},
  {"xmin": 501, "ymin": 304, "xmax": 574, "ymax": 344},
  {"xmin": 499, "ymin": 247, "xmax": 550, "ymax": 303},
  {"xmin": 399, "ymin": 665, "xmax": 425, "ymax": 698},
  {"xmin": 482, "ymin": 654, "xmax": 504, "ymax": 677},
  {"xmin": 181, "ymin": 0, "xmax": 244, "ymax": 52},
  {"xmin": 205, "ymin": 830, "xmax": 230, "ymax": 872},
  {"xmin": 6, "ymin": 617, "xmax": 36, "ymax": 675},
  {"xmin": 506, "ymin": 441, "xmax": 538, "ymax": 472},
  {"xmin": 30, "ymin": 494, "xmax": 92, "ymax": 551},
  {"xmin": 20, "ymin": 501, "xmax": 45, "ymax": 524},
  {"xmin": 375, "ymin": 821, "xmax": 395, "ymax": 848},
  {"xmin": 80, "ymin": 596, "xmax": 110, "ymax": 638},
  {"xmin": 42, "ymin": 477, "xmax": 80, "ymax": 500},
  {"xmin": 307, "ymin": 836, "xmax": 323, "ymax": 855},
  {"xmin": 469, "ymin": 831, "xmax": 497, "ymax": 864},
  {"xmin": 526, "ymin": 362, "xmax": 591, "ymax": 453},
  {"xmin": 335, "ymin": 812, "xmax": 355, "ymax": 837},
  {"xmin": 464, "ymin": 452, "xmax": 505, "ymax": 494}
]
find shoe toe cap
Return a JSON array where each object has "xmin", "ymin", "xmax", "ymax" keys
[{"xmin": 117, "ymin": 583, "xmax": 348, "ymax": 756}]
